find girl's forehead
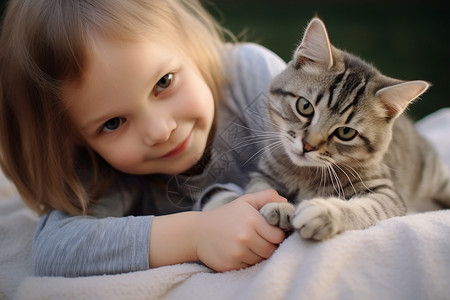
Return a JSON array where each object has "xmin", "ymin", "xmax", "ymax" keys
[
  {"xmin": 63, "ymin": 35, "xmax": 197, "ymax": 111},
  {"xmin": 74, "ymin": 35, "xmax": 178, "ymax": 82},
  {"xmin": 85, "ymin": 33, "xmax": 190, "ymax": 69}
]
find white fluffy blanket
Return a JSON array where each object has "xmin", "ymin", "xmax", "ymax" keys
[{"xmin": 1, "ymin": 108, "xmax": 450, "ymax": 300}]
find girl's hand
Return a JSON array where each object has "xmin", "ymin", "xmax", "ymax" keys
[{"xmin": 195, "ymin": 189, "xmax": 287, "ymax": 272}]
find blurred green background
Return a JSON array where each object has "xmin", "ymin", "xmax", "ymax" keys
[
  {"xmin": 207, "ymin": 0, "xmax": 449, "ymax": 121},
  {"xmin": 1, "ymin": 0, "xmax": 448, "ymax": 120}
]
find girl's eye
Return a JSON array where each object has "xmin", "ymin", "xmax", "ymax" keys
[
  {"xmin": 335, "ymin": 127, "xmax": 358, "ymax": 141},
  {"xmin": 102, "ymin": 117, "xmax": 124, "ymax": 132},
  {"xmin": 296, "ymin": 97, "xmax": 314, "ymax": 117},
  {"xmin": 155, "ymin": 73, "xmax": 174, "ymax": 94}
]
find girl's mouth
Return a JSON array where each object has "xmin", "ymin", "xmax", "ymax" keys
[{"xmin": 161, "ymin": 133, "xmax": 191, "ymax": 159}]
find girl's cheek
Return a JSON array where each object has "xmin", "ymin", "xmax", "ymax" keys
[{"xmin": 101, "ymin": 146, "xmax": 139, "ymax": 171}]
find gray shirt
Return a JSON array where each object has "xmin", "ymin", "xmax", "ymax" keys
[{"xmin": 33, "ymin": 43, "xmax": 286, "ymax": 277}]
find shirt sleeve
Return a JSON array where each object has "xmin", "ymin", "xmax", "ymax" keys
[
  {"xmin": 33, "ymin": 174, "xmax": 154, "ymax": 277},
  {"xmin": 33, "ymin": 211, "xmax": 152, "ymax": 277}
]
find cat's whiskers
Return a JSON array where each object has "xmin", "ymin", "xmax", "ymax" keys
[
  {"xmin": 380, "ymin": 162, "xmax": 401, "ymax": 173},
  {"xmin": 225, "ymin": 136, "xmax": 280, "ymax": 156},
  {"xmin": 332, "ymin": 165, "xmax": 346, "ymax": 198},
  {"xmin": 243, "ymin": 140, "xmax": 284, "ymax": 166},
  {"xmin": 225, "ymin": 123, "xmax": 281, "ymax": 154},
  {"xmin": 225, "ymin": 121, "xmax": 289, "ymax": 167},
  {"xmin": 318, "ymin": 166, "xmax": 328, "ymax": 196},
  {"xmin": 339, "ymin": 163, "xmax": 375, "ymax": 194},
  {"xmin": 331, "ymin": 162, "xmax": 358, "ymax": 198},
  {"xmin": 231, "ymin": 121, "xmax": 281, "ymax": 136},
  {"xmin": 325, "ymin": 164, "xmax": 343, "ymax": 198},
  {"xmin": 317, "ymin": 157, "xmax": 344, "ymax": 198},
  {"xmin": 228, "ymin": 123, "xmax": 280, "ymax": 148},
  {"xmin": 245, "ymin": 110, "xmax": 284, "ymax": 132},
  {"xmin": 328, "ymin": 166, "xmax": 341, "ymax": 197}
]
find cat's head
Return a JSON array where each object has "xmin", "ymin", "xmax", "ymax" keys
[{"xmin": 268, "ymin": 18, "xmax": 429, "ymax": 169}]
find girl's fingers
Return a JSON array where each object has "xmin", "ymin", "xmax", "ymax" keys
[
  {"xmin": 256, "ymin": 217, "xmax": 286, "ymax": 245},
  {"xmin": 249, "ymin": 235, "xmax": 279, "ymax": 259},
  {"xmin": 237, "ymin": 262, "xmax": 251, "ymax": 270},
  {"xmin": 245, "ymin": 189, "xmax": 287, "ymax": 211},
  {"xmin": 241, "ymin": 248, "xmax": 266, "ymax": 266}
]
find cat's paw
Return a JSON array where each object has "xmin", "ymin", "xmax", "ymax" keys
[
  {"xmin": 260, "ymin": 202, "xmax": 295, "ymax": 231},
  {"xmin": 291, "ymin": 198, "xmax": 343, "ymax": 240}
]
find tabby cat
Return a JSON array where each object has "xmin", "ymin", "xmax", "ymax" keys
[{"xmin": 206, "ymin": 18, "xmax": 450, "ymax": 240}]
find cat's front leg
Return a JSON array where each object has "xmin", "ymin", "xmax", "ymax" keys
[
  {"xmin": 247, "ymin": 171, "xmax": 296, "ymax": 230},
  {"xmin": 291, "ymin": 198, "xmax": 346, "ymax": 240}
]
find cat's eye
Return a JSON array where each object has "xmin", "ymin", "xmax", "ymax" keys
[
  {"xmin": 155, "ymin": 73, "xmax": 174, "ymax": 94},
  {"xmin": 296, "ymin": 97, "xmax": 314, "ymax": 117},
  {"xmin": 335, "ymin": 127, "xmax": 357, "ymax": 141}
]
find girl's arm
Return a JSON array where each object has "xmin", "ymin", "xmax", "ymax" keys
[
  {"xmin": 149, "ymin": 189, "xmax": 287, "ymax": 271},
  {"xmin": 33, "ymin": 189, "xmax": 286, "ymax": 277}
]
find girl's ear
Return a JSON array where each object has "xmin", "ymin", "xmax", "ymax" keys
[
  {"xmin": 294, "ymin": 18, "xmax": 333, "ymax": 69},
  {"xmin": 376, "ymin": 80, "xmax": 430, "ymax": 118}
]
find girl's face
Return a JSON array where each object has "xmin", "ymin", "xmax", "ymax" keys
[{"xmin": 64, "ymin": 37, "xmax": 215, "ymax": 175}]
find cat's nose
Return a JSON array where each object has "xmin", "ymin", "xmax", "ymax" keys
[{"xmin": 302, "ymin": 138, "xmax": 317, "ymax": 153}]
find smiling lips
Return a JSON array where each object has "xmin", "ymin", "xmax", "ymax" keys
[{"xmin": 161, "ymin": 133, "xmax": 191, "ymax": 159}]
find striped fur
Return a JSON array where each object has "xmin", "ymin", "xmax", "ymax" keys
[{"xmin": 250, "ymin": 18, "xmax": 450, "ymax": 240}]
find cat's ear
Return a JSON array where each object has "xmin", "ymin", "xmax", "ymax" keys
[
  {"xmin": 294, "ymin": 18, "xmax": 333, "ymax": 69},
  {"xmin": 376, "ymin": 80, "xmax": 430, "ymax": 118}
]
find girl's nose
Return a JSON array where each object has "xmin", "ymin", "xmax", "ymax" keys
[{"xmin": 143, "ymin": 114, "xmax": 177, "ymax": 146}]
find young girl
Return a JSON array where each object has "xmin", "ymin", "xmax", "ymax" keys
[{"xmin": 0, "ymin": 0, "xmax": 288, "ymax": 276}]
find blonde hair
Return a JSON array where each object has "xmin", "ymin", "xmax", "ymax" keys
[{"xmin": 0, "ymin": 0, "xmax": 232, "ymax": 215}]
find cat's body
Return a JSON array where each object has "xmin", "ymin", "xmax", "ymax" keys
[
  {"xmin": 252, "ymin": 115, "xmax": 445, "ymax": 208},
  {"xmin": 204, "ymin": 18, "xmax": 450, "ymax": 240},
  {"xmin": 250, "ymin": 113, "xmax": 450, "ymax": 239}
]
